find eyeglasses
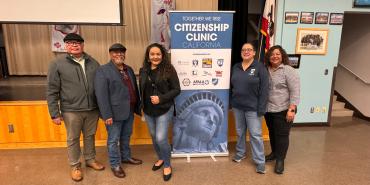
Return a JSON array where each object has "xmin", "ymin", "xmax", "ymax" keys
[
  {"xmin": 241, "ymin": 48, "xmax": 254, "ymax": 52},
  {"xmin": 66, "ymin": 41, "xmax": 82, "ymax": 46},
  {"xmin": 111, "ymin": 51, "xmax": 125, "ymax": 55}
]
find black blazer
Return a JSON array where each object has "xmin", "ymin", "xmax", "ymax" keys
[
  {"xmin": 94, "ymin": 61, "xmax": 141, "ymax": 121},
  {"xmin": 139, "ymin": 65, "xmax": 180, "ymax": 114}
]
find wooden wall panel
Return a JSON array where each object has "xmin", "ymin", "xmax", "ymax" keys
[{"xmin": 0, "ymin": 101, "xmax": 269, "ymax": 149}]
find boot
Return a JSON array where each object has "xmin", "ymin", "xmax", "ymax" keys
[
  {"xmin": 274, "ymin": 159, "xmax": 284, "ymax": 174},
  {"xmin": 71, "ymin": 166, "xmax": 83, "ymax": 181}
]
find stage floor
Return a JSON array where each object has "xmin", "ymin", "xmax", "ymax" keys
[{"xmin": 0, "ymin": 76, "xmax": 47, "ymax": 101}]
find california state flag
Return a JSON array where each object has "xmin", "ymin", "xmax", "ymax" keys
[{"xmin": 261, "ymin": 0, "xmax": 275, "ymax": 51}]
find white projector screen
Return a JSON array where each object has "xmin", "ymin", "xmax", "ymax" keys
[{"xmin": 0, "ymin": 0, "xmax": 123, "ymax": 25}]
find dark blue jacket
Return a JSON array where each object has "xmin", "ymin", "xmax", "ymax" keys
[
  {"xmin": 231, "ymin": 60, "xmax": 269, "ymax": 115},
  {"xmin": 94, "ymin": 61, "xmax": 141, "ymax": 121}
]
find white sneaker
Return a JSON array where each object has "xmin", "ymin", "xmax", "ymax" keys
[
  {"xmin": 256, "ymin": 163, "xmax": 266, "ymax": 174},
  {"xmin": 232, "ymin": 155, "xmax": 246, "ymax": 163}
]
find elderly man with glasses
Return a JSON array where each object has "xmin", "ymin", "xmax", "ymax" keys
[
  {"xmin": 94, "ymin": 43, "xmax": 143, "ymax": 178},
  {"xmin": 47, "ymin": 33, "xmax": 104, "ymax": 182}
]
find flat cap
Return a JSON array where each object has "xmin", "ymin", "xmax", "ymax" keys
[
  {"xmin": 63, "ymin": 33, "xmax": 84, "ymax": 42},
  {"xmin": 109, "ymin": 43, "xmax": 127, "ymax": 52}
]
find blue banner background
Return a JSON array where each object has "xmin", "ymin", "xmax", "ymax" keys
[
  {"xmin": 171, "ymin": 11, "xmax": 233, "ymax": 155},
  {"xmin": 170, "ymin": 12, "xmax": 233, "ymax": 49}
]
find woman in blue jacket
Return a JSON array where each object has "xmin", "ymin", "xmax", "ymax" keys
[{"xmin": 230, "ymin": 42, "xmax": 269, "ymax": 174}]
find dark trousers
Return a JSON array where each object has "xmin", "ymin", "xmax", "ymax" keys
[{"xmin": 265, "ymin": 110, "xmax": 292, "ymax": 160}]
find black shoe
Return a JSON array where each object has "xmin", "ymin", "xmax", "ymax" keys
[
  {"xmin": 275, "ymin": 160, "xmax": 284, "ymax": 174},
  {"xmin": 152, "ymin": 161, "xmax": 164, "ymax": 171},
  {"xmin": 163, "ymin": 167, "xmax": 172, "ymax": 181},
  {"xmin": 265, "ymin": 153, "xmax": 276, "ymax": 162},
  {"xmin": 111, "ymin": 166, "xmax": 126, "ymax": 178},
  {"xmin": 122, "ymin": 157, "xmax": 143, "ymax": 165}
]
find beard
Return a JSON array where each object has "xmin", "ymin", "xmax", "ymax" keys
[{"xmin": 113, "ymin": 58, "xmax": 125, "ymax": 65}]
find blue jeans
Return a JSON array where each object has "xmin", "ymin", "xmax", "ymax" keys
[
  {"xmin": 144, "ymin": 107, "xmax": 174, "ymax": 168},
  {"xmin": 105, "ymin": 113, "xmax": 134, "ymax": 168},
  {"xmin": 233, "ymin": 108, "xmax": 265, "ymax": 165}
]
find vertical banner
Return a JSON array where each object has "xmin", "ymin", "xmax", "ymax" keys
[
  {"xmin": 151, "ymin": 0, "xmax": 175, "ymax": 51},
  {"xmin": 51, "ymin": 25, "xmax": 80, "ymax": 52},
  {"xmin": 170, "ymin": 11, "xmax": 234, "ymax": 157}
]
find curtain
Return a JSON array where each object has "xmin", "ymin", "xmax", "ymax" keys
[
  {"xmin": 2, "ymin": 0, "xmax": 217, "ymax": 75},
  {"xmin": 176, "ymin": 0, "xmax": 218, "ymax": 10},
  {"xmin": 218, "ymin": 0, "xmax": 249, "ymax": 67},
  {"xmin": 2, "ymin": 24, "xmax": 55, "ymax": 75}
]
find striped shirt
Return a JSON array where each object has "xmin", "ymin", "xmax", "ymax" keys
[{"xmin": 267, "ymin": 64, "xmax": 300, "ymax": 112}]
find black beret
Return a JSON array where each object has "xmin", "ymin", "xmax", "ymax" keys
[
  {"xmin": 109, "ymin": 43, "xmax": 127, "ymax": 52},
  {"xmin": 63, "ymin": 33, "xmax": 84, "ymax": 42}
]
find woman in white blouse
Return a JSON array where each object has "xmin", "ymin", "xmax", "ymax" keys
[{"xmin": 264, "ymin": 45, "xmax": 300, "ymax": 174}]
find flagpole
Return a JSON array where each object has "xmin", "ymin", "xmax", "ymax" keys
[
  {"xmin": 258, "ymin": 34, "xmax": 263, "ymax": 61},
  {"xmin": 257, "ymin": 0, "xmax": 266, "ymax": 62}
]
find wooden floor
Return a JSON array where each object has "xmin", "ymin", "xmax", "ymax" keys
[{"xmin": 0, "ymin": 117, "xmax": 369, "ymax": 185}]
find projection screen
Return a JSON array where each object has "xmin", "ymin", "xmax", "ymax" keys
[{"xmin": 0, "ymin": 0, "xmax": 123, "ymax": 25}]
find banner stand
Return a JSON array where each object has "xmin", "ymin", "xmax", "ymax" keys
[
  {"xmin": 170, "ymin": 11, "xmax": 234, "ymax": 158},
  {"xmin": 171, "ymin": 152, "xmax": 229, "ymax": 158},
  {"xmin": 172, "ymin": 152, "xmax": 229, "ymax": 163}
]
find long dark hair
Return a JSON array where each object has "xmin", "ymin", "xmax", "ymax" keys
[
  {"xmin": 264, "ymin": 45, "xmax": 289, "ymax": 67},
  {"xmin": 142, "ymin": 43, "xmax": 174, "ymax": 79}
]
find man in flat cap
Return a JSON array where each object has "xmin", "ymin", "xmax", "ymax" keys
[
  {"xmin": 94, "ymin": 43, "xmax": 142, "ymax": 178},
  {"xmin": 47, "ymin": 33, "xmax": 105, "ymax": 182}
]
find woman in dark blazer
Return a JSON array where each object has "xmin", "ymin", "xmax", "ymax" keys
[{"xmin": 139, "ymin": 43, "xmax": 180, "ymax": 181}]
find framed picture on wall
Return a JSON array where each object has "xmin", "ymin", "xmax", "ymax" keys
[
  {"xmin": 315, "ymin": 12, "xmax": 329, "ymax": 24},
  {"xmin": 329, "ymin": 13, "xmax": 344, "ymax": 25},
  {"xmin": 285, "ymin": 12, "xmax": 299, "ymax": 24},
  {"xmin": 288, "ymin": 54, "xmax": 301, "ymax": 68},
  {"xmin": 300, "ymin": 12, "xmax": 314, "ymax": 24},
  {"xmin": 353, "ymin": 0, "xmax": 370, "ymax": 7},
  {"xmin": 295, "ymin": 28, "xmax": 329, "ymax": 55}
]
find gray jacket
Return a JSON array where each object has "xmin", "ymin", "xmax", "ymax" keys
[{"xmin": 46, "ymin": 53, "xmax": 100, "ymax": 118}]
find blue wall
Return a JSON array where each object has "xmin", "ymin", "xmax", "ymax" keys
[{"xmin": 275, "ymin": 0, "xmax": 370, "ymax": 123}]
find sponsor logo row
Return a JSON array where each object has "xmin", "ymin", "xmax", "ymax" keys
[
  {"xmin": 178, "ymin": 70, "xmax": 223, "ymax": 77},
  {"xmin": 182, "ymin": 78, "xmax": 220, "ymax": 86},
  {"xmin": 177, "ymin": 58, "xmax": 224, "ymax": 68}
]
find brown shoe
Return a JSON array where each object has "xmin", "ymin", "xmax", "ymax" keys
[
  {"xmin": 86, "ymin": 161, "xmax": 105, "ymax": 171},
  {"xmin": 111, "ymin": 166, "xmax": 126, "ymax": 178},
  {"xmin": 122, "ymin": 157, "xmax": 143, "ymax": 165},
  {"xmin": 71, "ymin": 166, "xmax": 83, "ymax": 182}
]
